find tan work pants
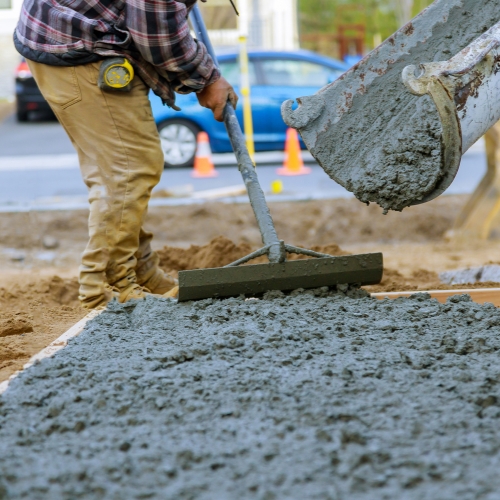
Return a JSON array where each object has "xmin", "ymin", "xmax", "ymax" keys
[{"xmin": 28, "ymin": 60, "xmax": 164, "ymax": 308}]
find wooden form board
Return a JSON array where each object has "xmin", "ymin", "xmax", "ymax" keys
[
  {"xmin": 372, "ymin": 288, "xmax": 500, "ymax": 307},
  {"xmin": 0, "ymin": 309, "xmax": 102, "ymax": 395}
]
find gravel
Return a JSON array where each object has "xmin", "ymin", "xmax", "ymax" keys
[
  {"xmin": 1, "ymin": 289, "xmax": 500, "ymax": 499},
  {"xmin": 440, "ymin": 265, "xmax": 500, "ymax": 286}
]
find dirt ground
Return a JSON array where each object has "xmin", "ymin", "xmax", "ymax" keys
[{"xmin": 2, "ymin": 194, "xmax": 500, "ymax": 383}]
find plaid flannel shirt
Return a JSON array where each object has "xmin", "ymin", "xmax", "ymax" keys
[{"xmin": 15, "ymin": 0, "xmax": 220, "ymax": 107}]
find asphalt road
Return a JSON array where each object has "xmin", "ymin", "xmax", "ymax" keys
[
  {"xmin": 0, "ymin": 113, "xmax": 75, "ymax": 157},
  {"xmin": 0, "ymin": 114, "xmax": 488, "ymax": 207}
]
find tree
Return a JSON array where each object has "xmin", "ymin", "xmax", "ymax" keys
[{"xmin": 298, "ymin": 0, "xmax": 435, "ymax": 55}]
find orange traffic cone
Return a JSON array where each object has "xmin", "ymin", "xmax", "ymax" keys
[
  {"xmin": 191, "ymin": 132, "xmax": 218, "ymax": 178},
  {"xmin": 276, "ymin": 128, "xmax": 311, "ymax": 176}
]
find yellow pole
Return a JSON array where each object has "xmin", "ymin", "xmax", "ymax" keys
[{"xmin": 239, "ymin": 35, "xmax": 255, "ymax": 162}]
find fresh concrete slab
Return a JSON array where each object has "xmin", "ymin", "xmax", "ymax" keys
[{"xmin": 1, "ymin": 290, "xmax": 500, "ymax": 498}]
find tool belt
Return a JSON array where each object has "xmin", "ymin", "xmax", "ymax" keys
[{"xmin": 98, "ymin": 58, "xmax": 135, "ymax": 92}]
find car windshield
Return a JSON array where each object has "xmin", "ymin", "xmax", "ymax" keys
[
  {"xmin": 260, "ymin": 58, "xmax": 342, "ymax": 87},
  {"xmin": 219, "ymin": 60, "xmax": 258, "ymax": 87}
]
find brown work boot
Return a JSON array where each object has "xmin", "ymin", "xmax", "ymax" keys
[
  {"xmin": 117, "ymin": 283, "xmax": 154, "ymax": 303},
  {"xmin": 81, "ymin": 283, "xmax": 156, "ymax": 309},
  {"xmin": 111, "ymin": 275, "xmax": 161, "ymax": 304},
  {"xmin": 139, "ymin": 268, "xmax": 178, "ymax": 295},
  {"xmin": 80, "ymin": 283, "xmax": 116, "ymax": 309},
  {"xmin": 163, "ymin": 285, "xmax": 179, "ymax": 299}
]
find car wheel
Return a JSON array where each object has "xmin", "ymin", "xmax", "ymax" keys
[{"xmin": 158, "ymin": 119, "xmax": 200, "ymax": 169}]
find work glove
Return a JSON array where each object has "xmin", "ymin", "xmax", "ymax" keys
[{"xmin": 197, "ymin": 76, "xmax": 238, "ymax": 122}]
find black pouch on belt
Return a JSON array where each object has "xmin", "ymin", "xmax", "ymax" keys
[{"xmin": 98, "ymin": 58, "xmax": 134, "ymax": 92}]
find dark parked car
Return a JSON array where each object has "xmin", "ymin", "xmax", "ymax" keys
[{"xmin": 14, "ymin": 59, "xmax": 54, "ymax": 122}]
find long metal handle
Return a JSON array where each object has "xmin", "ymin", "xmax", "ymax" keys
[{"xmin": 189, "ymin": 5, "xmax": 283, "ymax": 263}]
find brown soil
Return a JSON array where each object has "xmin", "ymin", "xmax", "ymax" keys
[
  {"xmin": 0, "ymin": 275, "xmax": 83, "ymax": 383},
  {"xmin": 157, "ymin": 236, "xmax": 347, "ymax": 275},
  {"xmin": 2, "ymin": 194, "xmax": 500, "ymax": 383},
  {"xmin": 156, "ymin": 235, "xmax": 500, "ymax": 292},
  {"xmin": 158, "ymin": 236, "xmax": 253, "ymax": 273},
  {"xmin": 365, "ymin": 268, "xmax": 500, "ymax": 293}
]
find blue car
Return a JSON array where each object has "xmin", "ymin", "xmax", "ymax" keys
[{"xmin": 149, "ymin": 50, "xmax": 348, "ymax": 168}]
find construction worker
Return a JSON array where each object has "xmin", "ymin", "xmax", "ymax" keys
[{"xmin": 13, "ymin": 0, "xmax": 238, "ymax": 308}]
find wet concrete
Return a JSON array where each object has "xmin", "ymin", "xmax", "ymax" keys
[{"xmin": 1, "ymin": 289, "xmax": 500, "ymax": 499}]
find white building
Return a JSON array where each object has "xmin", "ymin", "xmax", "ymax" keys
[
  {"xmin": 0, "ymin": 0, "xmax": 299, "ymax": 98},
  {"xmin": 247, "ymin": 0, "xmax": 299, "ymax": 50},
  {"xmin": 0, "ymin": 0, "xmax": 21, "ymax": 36},
  {"xmin": 0, "ymin": 0, "xmax": 23, "ymax": 98},
  {"xmin": 205, "ymin": 0, "xmax": 299, "ymax": 50}
]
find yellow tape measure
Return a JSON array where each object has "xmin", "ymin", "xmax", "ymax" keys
[{"xmin": 98, "ymin": 58, "xmax": 134, "ymax": 92}]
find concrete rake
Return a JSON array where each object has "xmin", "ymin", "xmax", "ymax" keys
[{"xmin": 177, "ymin": 6, "xmax": 383, "ymax": 302}]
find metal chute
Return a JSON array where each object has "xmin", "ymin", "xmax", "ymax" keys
[{"xmin": 282, "ymin": 0, "xmax": 500, "ymax": 211}]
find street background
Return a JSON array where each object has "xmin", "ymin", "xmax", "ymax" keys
[
  {"xmin": 0, "ymin": 0, "xmax": 483, "ymax": 212},
  {"xmin": 0, "ymin": 111, "xmax": 487, "ymax": 209}
]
